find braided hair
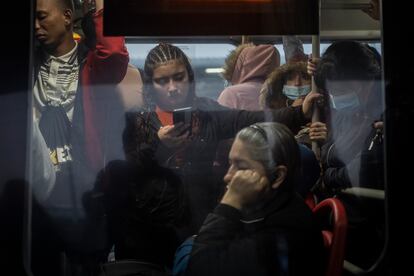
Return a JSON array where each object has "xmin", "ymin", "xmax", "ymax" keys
[{"xmin": 143, "ymin": 43, "xmax": 196, "ymax": 110}]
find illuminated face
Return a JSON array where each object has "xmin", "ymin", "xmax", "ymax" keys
[
  {"xmin": 152, "ymin": 60, "xmax": 191, "ymax": 110},
  {"xmin": 35, "ymin": 0, "xmax": 69, "ymax": 52},
  {"xmin": 224, "ymin": 138, "xmax": 268, "ymax": 184}
]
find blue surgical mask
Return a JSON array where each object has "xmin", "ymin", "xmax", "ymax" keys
[
  {"xmin": 282, "ymin": 85, "xmax": 311, "ymax": 100},
  {"xmin": 329, "ymin": 92, "xmax": 360, "ymax": 110}
]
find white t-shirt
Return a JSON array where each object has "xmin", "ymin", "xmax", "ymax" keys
[{"xmin": 33, "ymin": 42, "xmax": 79, "ymax": 122}]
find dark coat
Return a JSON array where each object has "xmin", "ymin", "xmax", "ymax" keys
[
  {"xmin": 186, "ymin": 192, "xmax": 325, "ymax": 276},
  {"xmin": 88, "ymin": 159, "xmax": 191, "ymax": 268},
  {"xmin": 126, "ymin": 97, "xmax": 307, "ymax": 230}
]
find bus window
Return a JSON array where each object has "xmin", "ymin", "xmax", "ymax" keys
[
  {"xmin": 126, "ymin": 43, "xmax": 236, "ymax": 99},
  {"xmin": 24, "ymin": 1, "xmax": 389, "ymax": 276}
]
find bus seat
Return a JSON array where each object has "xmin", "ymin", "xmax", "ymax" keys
[
  {"xmin": 304, "ymin": 192, "xmax": 316, "ymax": 210},
  {"xmin": 313, "ymin": 198, "xmax": 348, "ymax": 276}
]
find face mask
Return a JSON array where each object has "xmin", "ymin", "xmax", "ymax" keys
[
  {"xmin": 329, "ymin": 92, "xmax": 360, "ymax": 110},
  {"xmin": 282, "ymin": 85, "xmax": 311, "ymax": 100}
]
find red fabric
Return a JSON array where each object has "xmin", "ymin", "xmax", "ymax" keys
[
  {"xmin": 313, "ymin": 198, "xmax": 348, "ymax": 276},
  {"xmin": 81, "ymin": 9, "xmax": 129, "ymax": 171},
  {"xmin": 155, "ymin": 106, "xmax": 174, "ymax": 126}
]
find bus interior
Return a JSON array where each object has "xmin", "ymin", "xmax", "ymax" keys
[{"xmin": 1, "ymin": 0, "xmax": 409, "ymax": 275}]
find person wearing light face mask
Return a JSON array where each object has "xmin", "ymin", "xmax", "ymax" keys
[
  {"xmin": 328, "ymin": 90, "xmax": 361, "ymax": 111},
  {"xmin": 259, "ymin": 62, "xmax": 328, "ymax": 148},
  {"xmin": 129, "ymin": 43, "xmax": 320, "ymax": 233},
  {"xmin": 282, "ymin": 84, "xmax": 312, "ymax": 102},
  {"xmin": 308, "ymin": 41, "xmax": 385, "ymax": 269}
]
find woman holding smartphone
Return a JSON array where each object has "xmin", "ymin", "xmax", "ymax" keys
[{"xmin": 125, "ymin": 43, "xmax": 320, "ymax": 231}]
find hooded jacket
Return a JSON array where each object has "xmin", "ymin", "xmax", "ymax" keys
[
  {"xmin": 218, "ymin": 45, "xmax": 280, "ymax": 111},
  {"xmin": 259, "ymin": 62, "xmax": 309, "ymax": 110}
]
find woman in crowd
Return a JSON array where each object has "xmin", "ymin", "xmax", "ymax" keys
[
  {"xmin": 260, "ymin": 61, "xmax": 328, "ymax": 148},
  {"xmin": 308, "ymin": 40, "xmax": 384, "ymax": 268},
  {"xmin": 186, "ymin": 122, "xmax": 325, "ymax": 276},
  {"xmin": 130, "ymin": 42, "xmax": 319, "ymax": 230}
]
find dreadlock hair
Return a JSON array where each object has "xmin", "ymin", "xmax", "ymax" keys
[{"xmin": 143, "ymin": 43, "xmax": 196, "ymax": 110}]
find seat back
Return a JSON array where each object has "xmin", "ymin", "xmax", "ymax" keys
[
  {"xmin": 304, "ymin": 192, "xmax": 317, "ymax": 210},
  {"xmin": 313, "ymin": 198, "xmax": 348, "ymax": 276},
  {"xmin": 99, "ymin": 260, "xmax": 168, "ymax": 276}
]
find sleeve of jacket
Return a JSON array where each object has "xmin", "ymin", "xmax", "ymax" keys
[
  {"xmin": 217, "ymin": 88, "xmax": 239, "ymax": 109},
  {"xmin": 321, "ymin": 142, "xmax": 354, "ymax": 190},
  {"xmin": 213, "ymin": 105, "xmax": 307, "ymax": 140},
  {"xmin": 88, "ymin": 9, "xmax": 129, "ymax": 84},
  {"xmin": 186, "ymin": 204, "xmax": 267, "ymax": 276}
]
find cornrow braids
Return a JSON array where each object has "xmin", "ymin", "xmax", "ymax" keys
[{"xmin": 143, "ymin": 43, "xmax": 196, "ymax": 110}]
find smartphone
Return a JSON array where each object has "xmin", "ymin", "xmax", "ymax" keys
[{"xmin": 173, "ymin": 106, "xmax": 193, "ymax": 135}]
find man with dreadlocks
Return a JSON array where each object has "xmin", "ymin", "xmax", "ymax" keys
[{"xmin": 126, "ymin": 43, "xmax": 320, "ymax": 232}]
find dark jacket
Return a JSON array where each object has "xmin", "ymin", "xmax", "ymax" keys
[
  {"xmin": 127, "ymin": 97, "xmax": 307, "ymax": 230},
  {"xmin": 319, "ymin": 86, "xmax": 384, "ymax": 193},
  {"xmin": 317, "ymin": 91, "xmax": 385, "ymax": 268},
  {"xmin": 86, "ymin": 159, "xmax": 191, "ymax": 268},
  {"xmin": 186, "ymin": 192, "xmax": 325, "ymax": 276}
]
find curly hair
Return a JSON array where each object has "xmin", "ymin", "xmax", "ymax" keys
[{"xmin": 259, "ymin": 62, "xmax": 309, "ymax": 109}]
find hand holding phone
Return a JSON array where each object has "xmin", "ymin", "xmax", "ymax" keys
[{"xmin": 173, "ymin": 107, "xmax": 193, "ymax": 135}]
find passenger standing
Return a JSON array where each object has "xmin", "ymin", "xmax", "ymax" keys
[
  {"xmin": 33, "ymin": 0, "xmax": 128, "ymax": 211},
  {"xmin": 31, "ymin": 0, "xmax": 128, "ymax": 274},
  {"xmin": 259, "ymin": 62, "xmax": 327, "ymax": 196},
  {"xmin": 259, "ymin": 62, "xmax": 328, "ymax": 148},
  {"xmin": 218, "ymin": 44, "xmax": 280, "ymax": 111},
  {"xmin": 131, "ymin": 43, "xmax": 319, "ymax": 231},
  {"xmin": 309, "ymin": 40, "xmax": 384, "ymax": 269}
]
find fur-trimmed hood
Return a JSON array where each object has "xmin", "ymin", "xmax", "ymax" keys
[{"xmin": 259, "ymin": 62, "xmax": 309, "ymax": 109}]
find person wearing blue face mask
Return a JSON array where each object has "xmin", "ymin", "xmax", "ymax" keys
[
  {"xmin": 308, "ymin": 41, "xmax": 385, "ymax": 269},
  {"xmin": 260, "ymin": 62, "xmax": 328, "ymax": 148},
  {"xmin": 259, "ymin": 62, "xmax": 327, "ymax": 198},
  {"xmin": 328, "ymin": 89, "xmax": 361, "ymax": 111},
  {"xmin": 260, "ymin": 62, "xmax": 312, "ymax": 109},
  {"xmin": 282, "ymin": 84, "xmax": 312, "ymax": 100}
]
